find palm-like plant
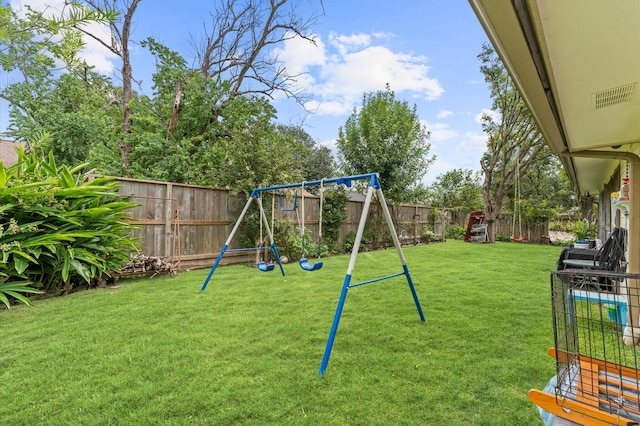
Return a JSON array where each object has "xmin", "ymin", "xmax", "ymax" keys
[{"xmin": 0, "ymin": 146, "xmax": 138, "ymax": 307}]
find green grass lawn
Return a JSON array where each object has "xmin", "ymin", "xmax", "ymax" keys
[{"xmin": 1, "ymin": 240, "xmax": 562, "ymax": 425}]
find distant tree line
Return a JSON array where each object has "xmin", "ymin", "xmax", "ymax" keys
[
  {"xmin": 0, "ymin": 2, "xmax": 574, "ymax": 218},
  {"xmin": 0, "ymin": 1, "xmax": 435, "ymax": 203}
]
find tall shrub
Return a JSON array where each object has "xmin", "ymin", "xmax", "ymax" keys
[
  {"xmin": 0, "ymin": 147, "xmax": 138, "ymax": 306},
  {"xmin": 322, "ymin": 188, "xmax": 348, "ymax": 250}
]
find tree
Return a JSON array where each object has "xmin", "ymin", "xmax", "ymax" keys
[
  {"xmin": 124, "ymin": 38, "xmax": 215, "ymax": 183},
  {"xmin": 146, "ymin": 0, "xmax": 323, "ymax": 159},
  {"xmin": 427, "ymin": 168, "xmax": 483, "ymax": 211},
  {"xmin": 194, "ymin": 96, "xmax": 305, "ymax": 194},
  {"xmin": 74, "ymin": 0, "xmax": 142, "ymax": 173},
  {"xmin": 77, "ymin": 0, "xmax": 322, "ymax": 175},
  {"xmin": 276, "ymin": 124, "xmax": 335, "ymax": 182},
  {"xmin": 6, "ymin": 70, "xmax": 121, "ymax": 167},
  {"xmin": 337, "ymin": 84, "xmax": 435, "ymax": 203},
  {"xmin": 1, "ymin": 2, "xmax": 323, "ymax": 189},
  {"xmin": 0, "ymin": 3, "xmax": 116, "ymax": 146},
  {"xmin": 477, "ymin": 44, "xmax": 553, "ymax": 242},
  {"xmin": 514, "ymin": 154, "xmax": 575, "ymax": 221}
]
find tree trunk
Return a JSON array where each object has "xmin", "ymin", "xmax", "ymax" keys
[
  {"xmin": 80, "ymin": 0, "xmax": 141, "ymax": 175},
  {"xmin": 482, "ymin": 168, "xmax": 505, "ymax": 243},
  {"xmin": 119, "ymin": 55, "xmax": 132, "ymax": 173},
  {"xmin": 118, "ymin": 0, "xmax": 140, "ymax": 175},
  {"xmin": 167, "ymin": 77, "xmax": 184, "ymax": 139}
]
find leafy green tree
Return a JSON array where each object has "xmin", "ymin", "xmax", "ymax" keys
[
  {"xmin": 276, "ymin": 124, "xmax": 335, "ymax": 182},
  {"xmin": 75, "ymin": 0, "xmax": 142, "ymax": 173},
  {"xmin": 0, "ymin": 3, "xmax": 115, "ymax": 140},
  {"xmin": 6, "ymin": 71, "xmax": 121, "ymax": 167},
  {"xmin": 124, "ymin": 39, "xmax": 308, "ymax": 191},
  {"xmin": 1, "ymin": 2, "xmax": 321, "ymax": 184},
  {"xmin": 427, "ymin": 168, "xmax": 483, "ymax": 211},
  {"xmin": 321, "ymin": 187, "xmax": 349, "ymax": 251},
  {"xmin": 121, "ymin": 38, "xmax": 210, "ymax": 182},
  {"xmin": 199, "ymin": 96, "xmax": 304, "ymax": 193},
  {"xmin": 337, "ymin": 84, "xmax": 435, "ymax": 203},
  {"xmin": 505, "ymin": 154, "xmax": 576, "ymax": 223},
  {"xmin": 305, "ymin": 145, "xmax": 335, "ymax": 182},
  {"xmin": 1, "ymin": 2, "xmax": 123, "ymax": 172},
  {"xmin": 478, "ymin": 44, "xmax": 554, "ymax": 242}
]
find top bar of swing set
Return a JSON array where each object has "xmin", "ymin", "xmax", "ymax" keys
[{"xmin": 249, "ymin": 173, "xmax": 380, "ymax": 198}]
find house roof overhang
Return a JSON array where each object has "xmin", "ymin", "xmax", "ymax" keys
[{"xmin": 468, "ymin": 0, "xmax": 640, "ymax": 196}]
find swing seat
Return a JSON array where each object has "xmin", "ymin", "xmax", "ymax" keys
[
  {"xmin": 299, "ymin": 258, "xmax": 323, "ymax": 271},
  {"xmin": 257, "ymin": 261, "xmax": 275, "ymax": 272}
]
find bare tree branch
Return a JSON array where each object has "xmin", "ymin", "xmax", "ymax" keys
[{"xmin": 195, "ymin": 0, "xmax": 322, "ymax": 117}]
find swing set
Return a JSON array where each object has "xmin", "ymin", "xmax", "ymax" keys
[{"xmin": 200, "ymin": 173, "xmax": 425, "ymax": 375}]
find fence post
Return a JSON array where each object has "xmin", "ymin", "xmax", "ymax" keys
[{"xmin": 164, "ymin": 183, "xmax": 173, "ymax": 260}]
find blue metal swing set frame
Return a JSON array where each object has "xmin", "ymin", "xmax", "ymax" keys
[{"xmin": 200, "ymin": 173, "xmax": 425, "ymax": 375}]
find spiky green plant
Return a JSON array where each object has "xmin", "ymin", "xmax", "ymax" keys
[{"xmin": 0, "ymin": 146, "xmax": 138, "ymax": 306}]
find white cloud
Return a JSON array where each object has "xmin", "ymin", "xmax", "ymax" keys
[
  {"xmin": 304, "ymin": 99, "xmax": 354, "ymax": 116},
  {"xmin": 328, "ymin": 32, "xmax": 372, "ymax": 56},
  {"xmin": 425, "ymin": 121, "xmax": 458, "ymax": 143},
  {"xmin": 275, "ymin": 33, "xmax": 326, "ymax": 74},
  {"xmin": 436, "ymin": 109, "xmax": 453, "ymax": 119},
  {"xmin": 327, "ymin": 31, "xmax": 395, "ymax": 56},
  {"xmin": 275, "ymin": 31, "xmax": 444, "ymax": 116},
  {"xmin": 456, "ymin": 131, "xmax": 487, "ymax": 152}
]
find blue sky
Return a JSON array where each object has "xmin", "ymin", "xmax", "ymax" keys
[{"xmin": 4, "ymin": 0, "xmax": 493, "ymax": 185}]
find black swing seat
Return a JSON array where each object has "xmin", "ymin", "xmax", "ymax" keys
[
  {"xmin": 257, "ymin": 261, "xmax": 275, "ymax": 272},
  {"xmin": 299, "ymin": 258, "xmax": 323, "ymax": 271}
]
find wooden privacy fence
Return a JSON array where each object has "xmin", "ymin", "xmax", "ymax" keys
[
  {"xmin": 494, "ymin": 216, "xmax": 549, "ymax": 243},
  {"xmin": 116, "ymin": 178, "xmax": 449, "ymax": 271},
  {"xmin": 117, "ymin": 177, "xmax": 551, "ymax": 271},
  {"xmin": 117, "ymin": 178, "xmax": 247, "ymax": 270}
]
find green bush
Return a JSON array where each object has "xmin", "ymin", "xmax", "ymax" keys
[
  {"xmin": 446, "ymin": 224, "xmax": 466, "ymax": 240},
  {"xmin": 272, "ymin": 219, "xmax": 302, "ymax": 261},
  {"xmin": 342, "ymin": 231, "xmax": 364, "ymax": 253},
  {"xmin": 0, "ymin": 148, "xmax": 139, "ymax": 306},
  {"xmin": 568, "ymin": 219, "xmax": 595, "ymax": 241},
  {"xmin": 278, "ymin": 227, "xmax": 329, "ymax": 262},
  {"xmin": 552, "ymin": 239, "xmax": 573, "ymax": 247},
  {"xmin": 322, "ymin": 188, "xmax": 348, "ymax": 244}
]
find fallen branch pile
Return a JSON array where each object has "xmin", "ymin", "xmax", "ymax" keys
[{"xmin": 117, "ymin": 254, "xmax": 175, "ymax": 277}]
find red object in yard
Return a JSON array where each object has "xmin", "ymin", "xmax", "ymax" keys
[{"xmin": 464, "ymin": 211, "xmax": 485, "ymax": 242}]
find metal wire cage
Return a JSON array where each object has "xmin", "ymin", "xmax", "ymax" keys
[{"xmin": 533, "ymin": 269, "xmax": 640, "ymax": 425}]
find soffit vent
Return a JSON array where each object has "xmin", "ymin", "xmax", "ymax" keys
[{"xmin": 592, "ymin": 83, "xmax": 637, "ymax": 110}]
